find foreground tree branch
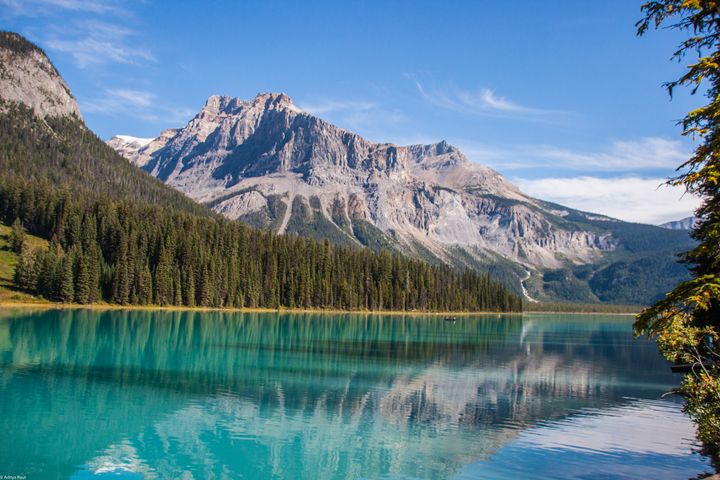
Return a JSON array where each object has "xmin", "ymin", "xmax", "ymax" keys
[{"xmin": 635, "ymin": 0, "xmax": 720, "ymax": 453}]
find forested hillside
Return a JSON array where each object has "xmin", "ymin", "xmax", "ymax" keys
[
  {"xmin": 0, "ymin": 69, "xmax": 520, "ymax": 312},
  {"xmin": 0, "ymin": 103, "xmax": 208, "ymax": 216},
  {"xmin": 0, "ymin": 176, "xmax": 521, "ymax": 312}
]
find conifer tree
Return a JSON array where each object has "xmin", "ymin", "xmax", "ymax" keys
[
  {"xmin": 74, "ymin": 249, "xmax": 91, "ymax": 304},
  {"xmin": 59, "ymin": 250, "xmax": 75, "ymax": 303},
  {"xmin": 13, "ymin": 245, "xmax": 35, "ymax": 291},
  {"xmin": 138, "ymin": 264, "xmax": 153, "ymax": 305},
  {"xmin": 9, "ymin": 217, "xmax": 24, "ymax": 253},
  {"xmin": 154, "ymin": 238, "xmax": 174, "ymax": 306},
  {"xmin": 184, "ymin": 266, "xmax": 196, "ymax": 308}
]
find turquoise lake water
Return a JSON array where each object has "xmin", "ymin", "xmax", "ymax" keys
[{"xmin": 0, "ymin": 309, "xmax": 712, "ymax": 479}]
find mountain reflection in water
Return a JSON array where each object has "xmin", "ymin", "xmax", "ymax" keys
[{"xmin": 0, "ymin": 309, "xmax": 710, "ymax": 479}]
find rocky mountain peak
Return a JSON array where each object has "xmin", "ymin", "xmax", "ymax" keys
[
  {"xmin": 408, "ymin": 140, "xmax": 464, "ymax": 164},
  {"xmin": 201, "ymin": 92, "xmax": 301, "ymax": 117},
  {"xmin": 202, "ymin": 95, "xmax": 235, "ymax": 114},
  {"xmin": 0, "ymin": 31, "xmax": 82, "ymax": 120},
  {"xmin": 254, "ymin": 92, "xmax": 297, "ymax": 109}
]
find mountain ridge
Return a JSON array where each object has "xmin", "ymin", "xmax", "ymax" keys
[
  {"xmin": 659, "ymin": 216, "xmax": 696, "ymax": 231},
  {"xmin": 109, "ymin": 92, "xmax": 694, "ymax": 304},
  {"xmin": 0, "ymin": 31, "xmax": 82, "ymax": 120}
]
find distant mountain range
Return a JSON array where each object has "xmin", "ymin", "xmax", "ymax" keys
[
  {"xmin": 659, "ymin": 216, "xmax": 696, "ymax": 231},
  {"xmin": 107, "ymin": 94, "xmax": 694, "ymax": 304}
]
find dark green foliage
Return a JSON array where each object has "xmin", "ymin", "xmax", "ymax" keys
[
  {"xmin": 13, "ymin": 245, "xmax": 35, "ymax": 292},
  {"xmin": 235, "ymin": 193, "xmax": 287, "ymax": 231},
  {"xmin": 204, "ymin": 188, "xmax": 256, "ymax": 209},
  {"xmin": 0, "ymin": 175, "xmax": 521, "ymax": 312},
  {"xmin": 444, "ymin": 246, "xmax": 526, "ymax": 295},
  {"xmin": 286, "ymin": 197, "xmax": 357, "ymax": 247},
  {"xmin": 586, "ymin": 218, "xmax": 695, "ymax": 254},
  {"xmin": 591, "ymin": 250, "xmax": 690, "ymax": 304},
  {"xmin": 633, "ymin": 0, "xmax": 720, "ymax": 452},
  {"xmin": 0, "ymin": 104, "xmax": 209, "ymax": 216},
  {"xmin": 0, "ymin": 33, "xmax": 521, "ymax": 313},
  {"xmin": 351, "ymin": 220, "xmax": 397, "ymax": 253},
  {"xmin": 266, "ymin": 195, "xmax": 288, "ymax": 231},
  {"xmin": 59, "ymin": 250, "xmax": 74, "ymax": 303},
  {"xmin": 541, "ymin": 268, "xmax": 597, "ymax": 303},
  {"xmin": 9, "ymin": 218, "xmax": 24, "ymax": 253}
]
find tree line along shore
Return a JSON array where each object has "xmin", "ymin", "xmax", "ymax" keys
[{"xmin": 0, "ymin": 175, "xmax": 522, "ymax": 313}]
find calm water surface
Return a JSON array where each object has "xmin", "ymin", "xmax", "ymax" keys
[{"xmin": 0, "ymin": 309, "xmax": 712, "ymax": 479}]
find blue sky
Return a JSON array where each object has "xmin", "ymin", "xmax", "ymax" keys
[{"xmin": 0, "ymin": 0, "xmax": 704, "ymax": 224}]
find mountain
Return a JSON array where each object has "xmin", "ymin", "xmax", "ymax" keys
[
  {"xmin": 0, "ymin": 31, "xmax": 207, "ymax": 216},
  {"xmin": 0, "ymin": 32, "xmax": 520, "ymax": 312},
  {"xmin": 659, "ymin": 216, "xmax": 696, "ymax": 231},
  {"xmin": 109, "ymin": 93, "xmax": 695, "ymax": 304}
]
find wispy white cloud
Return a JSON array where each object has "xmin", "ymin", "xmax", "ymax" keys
[
  {"xmin": 517, "ymin": 176, "xmax": 700, "ymax": 225},
  {"xmin": 104, "ymin": 88, "xmax": 154, "ymax": 108},
  {"xmin": 82, "ymin": 88, "xmax": 193, "ymax": 125},
  {"xmin": 2, "ymin": 0, "xmax": 153, "ymax": 68},
  {"xmin": 459, "ymin": 89, "xmax": 534, "ymax": 113},
  {"xmin": 46, "ymin": 37, "xmax": 155, "ymax": 67},
  {"xmin": 296, "ymin": 97, "xmax": 407, "ymax": 141},
  {"xmin": 407, "ymin": 74, "xmax": 569, "ymax": 123},
  {"xmin": 456, "ymin": 136, "xmax": 689, "ymax": 173},
  {"xmin": 298, "ymin": 99, "xmax": 377, "ymax": 116},
  {"xmin": 42, "ymin": 16, "xmax": 156, "ymax": 68},
  {"xmin": 0, "ymin": 0, "xmax": 121, "ymax": 15}
]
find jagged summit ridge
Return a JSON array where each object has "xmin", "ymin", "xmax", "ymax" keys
[
  {"xmin": 0, "ymin": 31, "xmax": 82, "ymax": 119},
  {"xmin": 203, "ymin": 92, "xmax": 300, "ymax": 112}
]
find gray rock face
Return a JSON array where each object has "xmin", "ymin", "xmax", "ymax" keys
[
  {"xmin": 0, "ymin": 32, "xmax": 82, "ymax": 119},
  {"xmin": 109, "ymin": 92, "xmax": 618, "ymax": 282}
]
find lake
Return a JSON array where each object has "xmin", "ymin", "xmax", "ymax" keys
[{"xmin": 0, "ymin": 309, "xmax": 711, "ymax": 479}]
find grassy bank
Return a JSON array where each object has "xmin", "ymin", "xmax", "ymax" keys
[{"xmin": 0, "ymin": 222, "xmax": 48, "ymax": 304}]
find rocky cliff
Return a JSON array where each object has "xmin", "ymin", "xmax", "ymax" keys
[{"xmin": 0, "ymin": 31, "xmax": 82, "ymax": 119}]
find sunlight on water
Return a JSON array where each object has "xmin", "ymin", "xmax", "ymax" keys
[{"xmin": 0, "ymin": 309, "xmax": 712, "ymax": 479}]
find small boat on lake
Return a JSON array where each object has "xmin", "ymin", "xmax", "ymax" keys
[{"xmin": 444, "ymin": 316, "xmax": 457, "ymax": 322}]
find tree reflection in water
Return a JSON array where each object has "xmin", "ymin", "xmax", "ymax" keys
[{"xmin": 0, "ymin": 309, "xmax": 693, "ymax": 479}]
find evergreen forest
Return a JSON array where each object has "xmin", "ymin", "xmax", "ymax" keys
[{"xmin": 0, "ymin": 104, "xmax": 520, "ymax": 311}]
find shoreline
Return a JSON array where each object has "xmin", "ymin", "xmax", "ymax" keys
[
  {"xmin": 0, "ymin": 300, "xmax": 520, "ymax": 316},
  {"xmin": 0, "ymin": 300, "xmax": 638, "ymax": 316}
]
